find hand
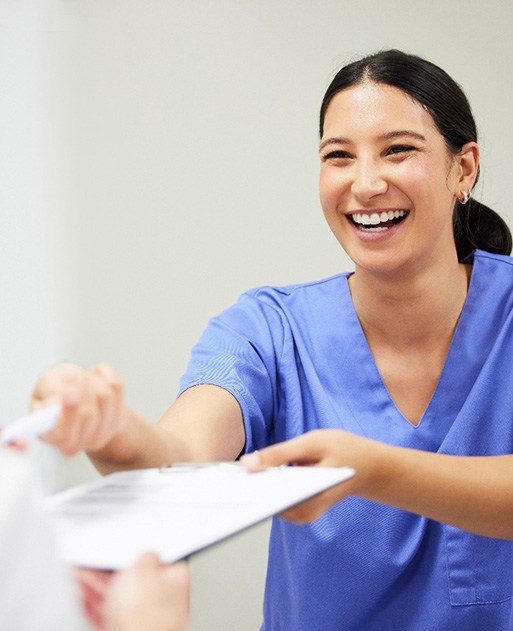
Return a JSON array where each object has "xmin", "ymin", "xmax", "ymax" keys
[
  {"xmin": 103, "ymin": 554, "xmax": 190, "ymax": 631},
  {"xmin": 75, "ymin": 567, "xmax": 113, "ymax": 630},
  {"xmin": 31, "ymin": 363, "xmax": 129, "ymax": 456},
  {"xmin": 1, "ymin": 438, "xmax": 28, "ymax": 452},
  {"xmin": 241, "ymin": 429, "xmax": 382, "ymax": 523}
]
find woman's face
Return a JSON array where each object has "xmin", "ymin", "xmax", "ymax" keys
[{"xmin": 319, "ymin": 80, "xmax": 462, "ymax": 276}]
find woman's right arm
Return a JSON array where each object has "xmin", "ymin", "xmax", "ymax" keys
[
  {"xmin": 32, "ymin": 363, "xmax": 245, "ymax": 474},
  {"xmin": 242, "ymin": 429, "xmax": 513, "ymax": 540}
]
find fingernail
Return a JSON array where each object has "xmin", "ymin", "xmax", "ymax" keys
[{"xmin": 240, "ymin": 450, "xmax": 261, "ymax": 470}]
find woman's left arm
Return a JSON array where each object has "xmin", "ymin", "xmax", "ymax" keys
[{"xmin": 242, "ymin": 429, "xmax": 513, "ymax": 539}]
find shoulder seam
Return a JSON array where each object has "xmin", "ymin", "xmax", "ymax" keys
[{"xmin": 244, "ymin": 273, "xmax": 349, "ymax": 300}]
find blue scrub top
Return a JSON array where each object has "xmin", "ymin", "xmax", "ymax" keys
[{"xmin": 180, "ymin": 250, "xmax": 513, "ymax": 630}]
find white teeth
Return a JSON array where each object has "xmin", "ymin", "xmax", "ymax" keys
[{"xmin": 351, "ymin": 209, "xmax": 406, "ymax": 227}]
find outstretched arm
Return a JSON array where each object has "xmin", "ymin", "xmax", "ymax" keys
[
  {"xmin": 242, "ymin": 429, "xmax": 513, "ymax": 539},
  {"xmin": 32, "ymin": 363, "xmax": 245, "ymax": 474}
]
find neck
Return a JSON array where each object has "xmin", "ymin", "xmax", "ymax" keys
[{"xmin": 348, "ymin": 252, "xmax": 471, "ymax": 349}]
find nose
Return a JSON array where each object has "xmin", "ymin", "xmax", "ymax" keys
[{"xmin": 351, "ymin": 158, "xmax": 387, "ymax": 201}]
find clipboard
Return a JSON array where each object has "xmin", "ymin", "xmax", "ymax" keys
[{"xmin": 43, "ymin": 464, "xmax": 355, "ymax": 569}]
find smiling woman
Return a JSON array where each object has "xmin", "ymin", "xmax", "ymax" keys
[
  {"xmin": 32, "ymin": 50, "xmax": 513, "ymax": 631},
  {"xmin": 319, "ymin": 49, "xmax": 512, "ymax": 261},
  {"xmin": 319, "ymin": 81, "xmax": 469, "ymax": 274}
]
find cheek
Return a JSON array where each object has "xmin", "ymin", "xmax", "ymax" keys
[
  {"xmin": 319, "ymin": 169, "xmax": 347, "ymax": 214},
  {"xmin": 392, "ymin": 160, "xmax": 426, "ymax": 191},
  {"xmin": 407, "ymin": 162, "xmax": 455, "ymax": 213},
  {"xmin": 319, "ymin": 174, "xmax": 349, "ymax": 240}
]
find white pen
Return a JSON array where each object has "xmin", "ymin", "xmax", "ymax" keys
[{"xmin": 0, "ymin": 404, "xmax": 61, "ymax": 444}]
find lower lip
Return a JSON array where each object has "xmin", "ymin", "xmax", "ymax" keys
[{"xmin": 346, "ymin": 215, "xmax": 407, "ymax": 241}]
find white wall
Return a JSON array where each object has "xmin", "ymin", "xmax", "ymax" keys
[
  {"xmin": 0, "ymin": 0, "xmax": 77, "ymax": 489},
  {"xmin": 4, "ymin": 1, "xmax": 513, "ymax": 630},
  {"xmin": 1, "ymin": 1, "xmax": 53, "ymax": 425}
]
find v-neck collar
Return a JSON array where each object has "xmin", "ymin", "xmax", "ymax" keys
[{"xmin": 333, "ymin": 253, "xmax": 484, "ymax": 448}]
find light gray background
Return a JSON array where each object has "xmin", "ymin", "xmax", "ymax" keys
[{"xmin": 2, "ymin": 1, "xmax": 513, "ymax": 629}]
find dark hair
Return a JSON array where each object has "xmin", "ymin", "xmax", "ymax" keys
[{"xmin": 320, "ymin": 49, "xmax": 512, "ymax": 260}]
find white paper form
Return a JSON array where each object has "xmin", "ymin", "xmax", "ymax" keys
[{"xmin": 43, "ymin": 464, "xmax": 355, "ymax": 569}]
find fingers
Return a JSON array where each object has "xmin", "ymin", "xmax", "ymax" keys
[
  {"xmin": 159, "ymin": 561, "xmax": 190, "ymax": 630},
  {"xmin": 75, "ymin": 568, "xmax": 113, "ymax": 630},
  {"xmin": 241, "ymin": 431, "xmax": 327, "ymax": 471},
  {"xmin": 164, "ymin": 561, "xmax": 190, "ymax": 586},
  {"xmin": 130, "ymin": 551, "xmax": 163, "ymax": 571},
  {"xmin": 132, "ymin": 553, "xmax": 190, "ymax": 603},
  {"xmin": 1, "ymin": 438, "xmax": 28, "ymax": 452},
  {"xmin": 120, "ymin": 553, "xmax": 190, "ymax": 593},
  {"xmin": 92, "ymin": 363, "xmax": 126, "ymax": 438},
  {"xmin": 241, "ymin": 430, "xmax": 359, "ymax": 524},
  {"xmin": 103, "ymin": 554, "xmax": 190, "ymax": 631},
  {"xmin": 44, "ymin": 369, "xmax": 96, "ymax": 455},
  {"xmin": 34, "ymin": 362, "xmax": 127, "ymax": 456},
  {"xmin": 31, "ymin": 363, "xmax": 85, "ymax": 410}
]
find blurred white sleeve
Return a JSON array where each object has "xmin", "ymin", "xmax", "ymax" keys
[{"xmin": 0, "ymin": 450, "xmax": 83, "ymax": 631}]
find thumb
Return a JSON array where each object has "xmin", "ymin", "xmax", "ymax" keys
[
  {"xmin": 133, "ymin": 552, "xmax": 163, "ymax": 571},
  {"xmin": 241, "ymin": 434, "xmax": 320, "ymax": 472}
]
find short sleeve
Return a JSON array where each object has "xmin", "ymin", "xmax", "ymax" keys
[{"xmin": 178, "ymin": 291, "xmax": 284, "ymax": 453}]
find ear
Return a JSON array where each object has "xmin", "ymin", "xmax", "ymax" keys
[{"xmin": 455, "ymin": 141, "xmax": 479, "ymax": 197}]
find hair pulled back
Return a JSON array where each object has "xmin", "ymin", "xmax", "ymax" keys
[{"xmin": 320, "ymin": 49, "xmax": 511, "ymax": 260}]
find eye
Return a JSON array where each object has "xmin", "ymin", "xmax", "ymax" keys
[
  {"xmin": 386, "ymin": 144, "xmax": 416, "ymax": 157},
  {"xmin": 321, "ymin": 150, "xmax": 353, "ymax": 162}
]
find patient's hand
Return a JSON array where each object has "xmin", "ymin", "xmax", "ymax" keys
[
  {"xmin": 75, "ymin": 566, "xmax": 113, "ymax": 629},
  {"xmin": 76, "ymin": 554, "xmax": 190, "ymax": 631},
  {"xmin": 103, "ymin": 554, "xmax": 190, "ymax": 631},
  {"xmin": 31, "ymin": 362, "xmax": 129, "ymax": 456}
]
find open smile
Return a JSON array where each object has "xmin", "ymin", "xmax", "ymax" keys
[{"xmin": 349, "ymin": 210, "xmax": 409, "ymax": 232}]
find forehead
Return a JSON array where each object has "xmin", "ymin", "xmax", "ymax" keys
[{"xmin": 322, "ymin": 81, "xmax": 439, "ymax": 141}]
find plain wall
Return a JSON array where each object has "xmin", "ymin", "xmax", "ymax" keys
[
  {"xmin": 0, "ymin": 0, "xmax": 78, "ymax": 489},
  {"xmin": 4, "ymin": 1, "xmax": 513, "ymax": 629}
]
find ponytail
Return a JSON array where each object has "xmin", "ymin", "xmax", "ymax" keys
[{"xmin": 453, "ymin": 199, "xmax": 512, "ymax": 261}]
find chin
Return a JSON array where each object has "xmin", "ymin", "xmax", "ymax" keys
[{"xmin": 347, "ymin": 247, "xmax": 417, "ymax": 279}]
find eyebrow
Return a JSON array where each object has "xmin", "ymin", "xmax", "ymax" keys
[{"xmin": 319, "ymin": 130, "xmax": 427, "ymax": 153}]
